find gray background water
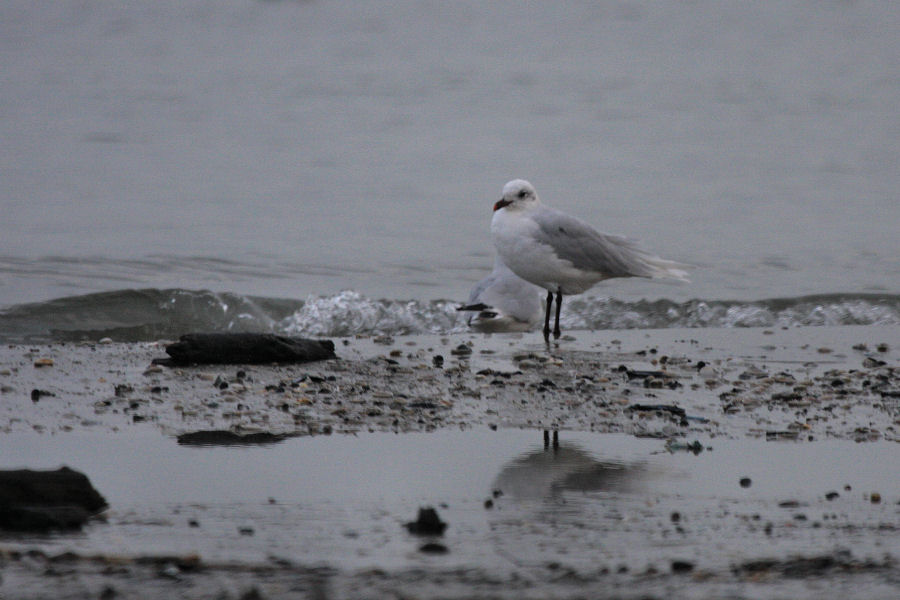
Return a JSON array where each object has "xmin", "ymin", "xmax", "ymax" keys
[{"xmin": 3, "ymin": 1, "xmax": 899, "ymax": 308}]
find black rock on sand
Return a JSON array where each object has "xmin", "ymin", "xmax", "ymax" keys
[{"xmin": 0, "ymin": 466, "xmax": 108, "ymax": 532}]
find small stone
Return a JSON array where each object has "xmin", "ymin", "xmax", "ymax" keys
[
  {"xmin": 739, "ymin": 366, "xmax": 767, "ymax": 380},
  {"xmin": 404, "ymin": 507, "xmax": 447, "ymax": 535},
  {"xmin": 876, "ymin": 343, "xmax": 890, "ymax": 353},
  {"xmin": 31, "ymin": 389, "xmax": 55, "ymax": 402},
  {"xmin": 450, "ymin": 344, "xmax": 472, "ymax": 356},
  {"xmin": 740, "ymin": 477, "xmax": 752, "ymax": 488},
  {"xmin": 98, "ymin": 337, "xmax": 113, "ymax": 344},
  {"xmin": 671, "ymin": 560, "xmax": 694, "ymax": 574},
  {"xmin": 825, "ymin": 491, "xmax": 840, "ymax": 501},
  {"xmin": 99, "ymin": 585, "xmax": 118, "ymax": 600},
  {"xmin": 33, "ymin": 358, "xmax": 54, "ymax": 368},
  {"xmin": 238, "ymin": 526, "xmax": 255, "ymax": 536},
  {"xmin": 114, "ymin": 384, "xmax": 133, "ymax": 397},
  {"xmin": 870, "ymin": 492, "xmax": 881, "ymax": 504}
]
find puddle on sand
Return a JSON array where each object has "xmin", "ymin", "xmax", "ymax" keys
[{"xmin": 1, "ymin": 429, "xmax": 899, "ymax": 580}]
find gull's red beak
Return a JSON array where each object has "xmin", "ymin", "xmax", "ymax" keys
[{"xmin": 493, "ymin": 198, "xmax": 512, "ymax": 211}]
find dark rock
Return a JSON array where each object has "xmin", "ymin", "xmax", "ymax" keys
[
  {"xmin": 626, "ymin": 404, "xmax": 686, "ymax": 417},
  {"xmin": 624, "ymin": 369, "xmax": 668, "ymax": 381},
  {"xmin": 176, "ymin": 430, "xmax": 292, "ymax": 446},
  {"xmin": 737, "ymin": 553, "xmax": 850, "ymax": 578},
  {"xmin": 157, "ymin": 333, "xmax": 336, "ymax": 366},
  {"xmin": 0, "ymin": 467, "xmax": 107, "ymax": 532},
  {"xmin": 671, "ymin": 560, "xmax": 694, "ymax": 573},
  {"xmin": 114, "ymin": 384, "xmax": 133, "ymax": 397},
  {"xmin": 99, "ymin": 585, "xmax": 118, "ymax": 600},
  {"xmin": 740, "ymin": 477, "xmax": 752, "ymax": 488},
  {"xmin": 405, "ymin": 507, "xmax": 447, "ymax": 535},
  {"xmin": 30, "ymin": 389, "xmax": 55, "ymax": 402},
  {"xmin": 450, "ymin": 344, "xmax": 472, "ymax": 356}
]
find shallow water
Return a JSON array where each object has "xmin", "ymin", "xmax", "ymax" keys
[
  {"xmin": 1, "ymin": 428, "xmax": 898, "ymax": 574},
  {"xmin": 2, "ymin": 1, "xmax": 900, "ymax": 332}
]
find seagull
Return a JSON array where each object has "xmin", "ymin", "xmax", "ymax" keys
[
  {"xmin": 491, "ymin": 179, "xmax": 689, "ymax": 339},
  {"xmin": 457, "ymin": 255, "xmax": 544, "ymax": 332}
]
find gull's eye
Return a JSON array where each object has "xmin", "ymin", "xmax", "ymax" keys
[{"xmin": 517, "ymin": 190, "xmax": 528, "ymax": 199}]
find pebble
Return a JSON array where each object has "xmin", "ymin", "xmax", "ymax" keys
[
  {"xmin": 33, "ymin": 358, "xmax": 54, "ymax": 368},
  {"xmin": 671, "ymin": 560, "xmax": 694, "ymax": 574},
  {"xmin": 450, "ymin": 344, "xmax": 472, "ymax": 356},
  {"xmin": 405, "ymin": 507, "xmax": 447, "ymax": 535}
]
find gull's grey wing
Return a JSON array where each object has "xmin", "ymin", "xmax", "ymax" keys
[{"xmin": 532, "ymin": 206, "xmax": 661, "ymax": 278}]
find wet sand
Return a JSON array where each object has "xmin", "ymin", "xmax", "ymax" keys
[
  {"xmin": 2, "ymin": 325, "xmax": 897, "ymax": 442},
  {"xmin": 1, "ymin": 325, "xmax": 898, "ymax": 599}
]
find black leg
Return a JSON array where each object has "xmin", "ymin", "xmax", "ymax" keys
[
  {"xmin": 543, "ymin": 429, "xmax": 550, "ymax": 449},
  {"xmin": 553, "ymin": 291, "xmax": 563, "ymax": 338},
  {"xmin": 543, "ymin": 290, "xmax": 554, "ymax": 339}
]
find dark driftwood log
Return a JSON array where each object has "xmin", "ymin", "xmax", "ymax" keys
[
  {"xmin": 0, "ymin": 466, "xmax": 108, "ymax": 532},
  {"xmin": 159, "ymin": 333, "xmax": 336, "ymax": 366},
  {"xmin": 176, "ymin": 430, "xmax": 292, "ymax": 446}
]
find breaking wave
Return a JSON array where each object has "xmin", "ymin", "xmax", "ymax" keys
[{"xmin": 1, "ymin": 288, "xmax": 899, "ymax": 344}]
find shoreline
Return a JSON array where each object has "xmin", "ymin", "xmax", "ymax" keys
[
  {"xmin": 2, "ymin": 324, "xmax": 899, "ymax": 599},
  {"xmin": 1, "ymin": 324, "xmax": 897, "ymax": 443}
]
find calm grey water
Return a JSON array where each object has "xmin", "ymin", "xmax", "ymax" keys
[
  {"xmin": 2, "ymin": 1, "xmax": 899, "ymax": 340},
  {"xmin": 2, "ymin": 429, "xmax": 898, "ymax": 571}
]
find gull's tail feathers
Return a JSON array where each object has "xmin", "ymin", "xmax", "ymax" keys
[{"xmin": 640, "ymin": 254, "xmax": 692, "ymax": 283}]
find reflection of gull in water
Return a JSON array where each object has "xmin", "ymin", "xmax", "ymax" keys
[
  {"xmin": 458, "ymin": 256, "xmax": 544, "ymax": 332},
  {"xmin": 492, "ymin": 436, "xmax": 642, "ymax": 501}
]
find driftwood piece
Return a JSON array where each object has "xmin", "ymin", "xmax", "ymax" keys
[
  {"xmin": 158, "ymin": 333, "xmax": 336, "ymax": 366},
  {"xmin": 176, "ymin": 430, "xmax": 292, "ymax": 446},
  {"xmin": 0, "ymin": 466, "xmax": 108, "ymax": 532}
]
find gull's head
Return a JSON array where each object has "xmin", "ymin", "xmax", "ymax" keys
[{"xmin": 494, "ymin": 179, "xmax": 538, "ymax": 212}]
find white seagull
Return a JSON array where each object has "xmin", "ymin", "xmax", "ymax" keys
[
  {"xmin": 491, "ymin": 179, "xmax": 689, "ymax": 339},
  {"xmin": 457, "ymin": 255, "xmax": 544, "ymax": 332}
]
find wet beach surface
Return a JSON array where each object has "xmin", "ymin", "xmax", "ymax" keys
[{"xmin": 1, "ymin": 325, "xmax": 899, "ymax": 598}]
